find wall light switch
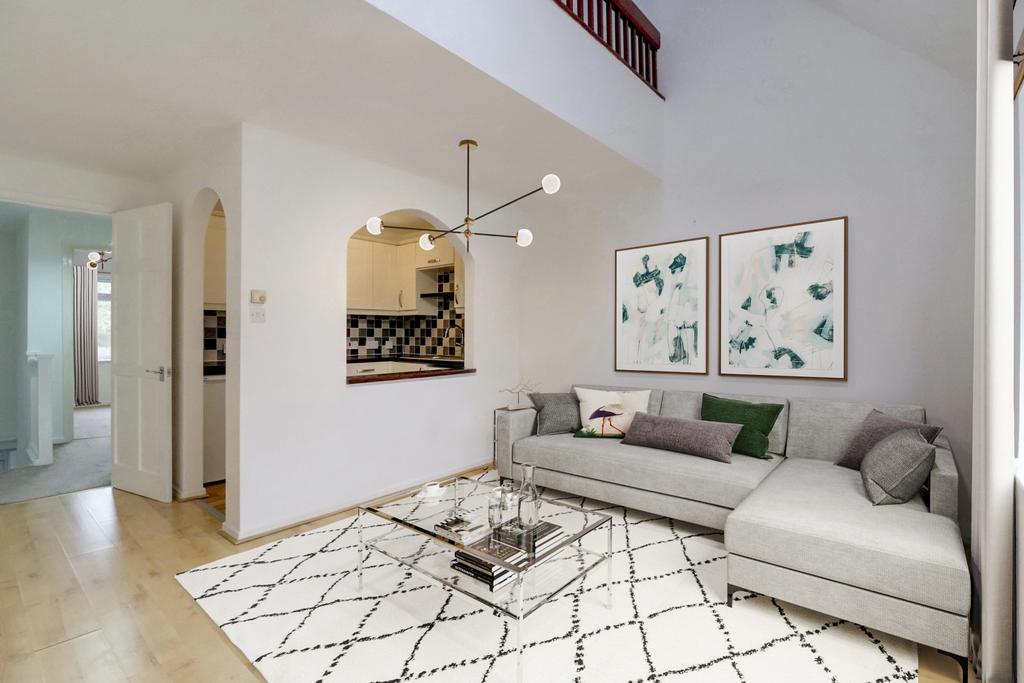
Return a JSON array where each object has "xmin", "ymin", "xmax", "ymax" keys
[
  {"xmin": 250, "ymin": 289, "xmax": 267, "ymax": 304},
  {"xmin": 249, "ymin": 304, "xmax": 266, "ymax": 324}
]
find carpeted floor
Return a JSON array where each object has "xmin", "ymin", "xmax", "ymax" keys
[
  {"xmin": 0, "ymin": 406, "xmax": 111, "ymax": 504},
  {"xmin": 178, "ymin": 472, "xmax": 918, "ymax": 682}
]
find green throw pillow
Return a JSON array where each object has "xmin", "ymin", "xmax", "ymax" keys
[{"xmin": 700, "ymin": 394, "xmax": 784, "ymax": 459}]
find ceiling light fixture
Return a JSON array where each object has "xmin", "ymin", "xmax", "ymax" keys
[
  {"xmin": 365, "ymin": 139, "xmax": 559, "ymax": 252},
  {"xmin": 86, "ymin": 250, "xmax": 112, "ymax": 270}
]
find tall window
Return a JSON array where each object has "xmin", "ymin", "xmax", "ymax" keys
[{"xmin": 97, "ymin": 275, "xmax": 111, "ymax": 362}]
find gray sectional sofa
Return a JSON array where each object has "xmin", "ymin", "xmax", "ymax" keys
[{"xmin": 495, "ymin": 385, "xmax": 970, "ymax": 678}]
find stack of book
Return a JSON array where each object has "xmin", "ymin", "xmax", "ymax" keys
[{"xmin": 450, "ymin": 521, "xmax": 563, "ymax": 592}]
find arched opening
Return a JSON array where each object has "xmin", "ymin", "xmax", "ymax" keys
[
  {"xmin": 345, "ymin": 209, "xmax": 474, "ymax": 383},
  {"xmin": 199, "ymin": 200, "xmax": 228, "ymax": 517},
  {"xmin": 175, "ymin": 186, "xmax": 236, "ymax": 531}
]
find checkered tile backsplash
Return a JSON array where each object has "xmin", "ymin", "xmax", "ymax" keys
[
  {"xmin": 347, "ymin": 270, "xmax": 463, "ymax": 359},
  {"xmin": 203, "ymin": 308, "xmax": 226, "ymax": 375}
]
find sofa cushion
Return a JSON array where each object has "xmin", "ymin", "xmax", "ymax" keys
[
  {"xmin": 837, "ymin": 409, "xmax": 944, "ymax": 470},
  {"xmin": 622, "ymin": 413, "xmax": 741, "ymax": 463},
  {"xmin": 513, "ymin": 433, "xmax": 782, "ymax": 509},
  {"xmin": 725, "ymin": 458, "xmax": 969, "ymax": 615},
  {"xmin": 574, "ymin": 385, "xmax": 664, "ymax": 418},
  {"xmin": 529, "ymin": 393, "xmax": 580, "ymax": 435},
  {"xmin": 660, "ymin": 390, "xmax": 790, "ymax": 455},
  {"xmin": 701, "ymin": 394, "xmax": 784, "ymax": 459},
  {"xmin": 786, "ymin": 399, "xmax": 928, "ymax": 462},
  {"xmin": 860, "ymin": 430, "xmax": 936, "ymax": 505},
  {"xmin": 575, "ymin": 387, "xmax": 651, "ymax": 437}
]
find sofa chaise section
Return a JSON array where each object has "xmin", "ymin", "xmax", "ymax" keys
[{"xmin": 726, "ymin": 398, "xmax": 970, "ymax": 671}]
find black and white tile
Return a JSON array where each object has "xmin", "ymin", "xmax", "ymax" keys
[
  {"xmin": 203, "ymin": 308, "xmax": 226, "ymax": 376},
  {"xmin": 347, "ymin": 269, "xmax": 464, "ymax": 360},
  {"xmin": 177, "ymin": 472, "xmax": 917, "ymax": 682}
]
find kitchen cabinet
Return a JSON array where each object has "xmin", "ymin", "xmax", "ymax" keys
[
  {"xmin": 397, "ymin": 243, "xmax": 418, "ymax": 312},
  {"xmin": 203, "ymin": 214, "xmax": 227, "ymax": 306},
  {"xmin": 348, "ymin": 237, "xmax": 463, "ymax": 313},
  {"xmin": 371, "ymin": 242, "xmax": 398, "ymax": 310},
  {"xmin": 347, "ymin": 238, "xmax": 373, "ymax": 309},
  {"xmin": 414, "ymin": 237, "xmax": 454, "ymax": 269},
  {"xmin": 203, "ymin": 377, "xmax": 225, "ymax": 484},
  {"xmin": 454, "ymin": 252, "xmax": 465, "ymax": 310}
]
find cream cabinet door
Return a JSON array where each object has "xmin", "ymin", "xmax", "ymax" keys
[
  {"xmin": 397, "ymin": 243, "xmax": 418, "ymax": 311},
  {"xmin": 454, "ymin": 250, "xmax": 465, "ymax": 310},
  {"xmin": 347, "ymin": 239, "xmax": 373, "ymax": 309},
  {"xmin": 414, "ymin": 237, "xmax": 454, "ymax": 269},
  {"xmin": 371, "ymin": 243, "xmax": 398, "ymax": 310}
]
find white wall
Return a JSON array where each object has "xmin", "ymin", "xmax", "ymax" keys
[
  {"xmin": 234, "ymin": 125, "xmax": 524, "ymax": 538},
  {"xmin": 518, "ymin": 0, "xmax": 976, "ymax": 529},
  {"xmin": 161, "ymin": 126, "xmax": 242, "ymax": 508},
  {"xmin": 0, "ymin": 152, "xmax": 159, "ymax": 214},
  {"xmin": 365, "ymin": 0, "xmax": 664, "ymax": 179}
]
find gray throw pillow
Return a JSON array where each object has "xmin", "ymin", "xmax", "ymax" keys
[
  {"xmin": 860, "ymin": 429, "xmax": 936, "ymax": 505},
  {"xmin": 529, "ymin": 393, "xmax": 581, "ymax": 435},
  {"xmin": 622, "ymin": 413, "xmax": 742, "ymax": 464},
  {"xmin": 837, "ymin": 409, "xmax": 942, "ymax": 470}
]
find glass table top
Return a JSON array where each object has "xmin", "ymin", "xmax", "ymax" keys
[
  {"xmin": 361, "ymin": 476, "xmax": 611, "ymax": 574},
  {"xmin": 359, "ymin": 476, "xmax": 613, "ymax": 618}
]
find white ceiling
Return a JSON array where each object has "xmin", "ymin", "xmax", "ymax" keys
[
  {"xmin": 0, "ymin": 0, "xmax": 648, "ymax": 203},
  {"xmin": 806, "ymin": 0, "xmax": 975, "ymax": 81}
]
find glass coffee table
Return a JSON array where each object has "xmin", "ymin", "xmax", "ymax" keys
[{"xmin": 357, "ymin": 476, "xmax": 612, "ymax": 682}]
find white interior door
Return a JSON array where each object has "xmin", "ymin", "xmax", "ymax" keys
[{"xmin": 111, "ymin": 203, "xmax": 173, "ymax": 502}]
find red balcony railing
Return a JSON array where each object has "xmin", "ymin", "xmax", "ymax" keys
[{"xmin": 553, "ymin": 0, "xmax": 662, "ymax": 97}]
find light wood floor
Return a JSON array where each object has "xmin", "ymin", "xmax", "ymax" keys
[
  {"xmin": 0, "ymin": 484, "xmax": 974, "ymax": 682},
  {"xmin": 203, "ymin": 481, "xmax": 226, "ymax": 516}
]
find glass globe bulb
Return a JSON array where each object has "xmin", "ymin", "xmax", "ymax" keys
[
  {"xmin": 515, "ymin": 228, "xmax": 534, "ymax": 247},
  {"xmin": 366, "ymin": 216, "xmax": 382, "ymax": 235},
  {"xmin": 418, "ymin": 233, "xmax": 435, "ymax": 251},
  {"xmin": 87, "ymin": 261, "xmax": 98, "ymax": 270},
  {"xmin": 541, "ymin": 174, "xmax": 561, "ymax": 195},
  {"xmin": 87, "ymin": 251, "xmax": 101, "ymax": 262}
]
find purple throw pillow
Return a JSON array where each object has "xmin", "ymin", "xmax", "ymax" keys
[
  {"xmin": 837, "ymin": 409, "xmax": 942, "ymax": 470},
  {"xmin": 622, "ymin": 413, "xmax": 742, "ymax": 464}
]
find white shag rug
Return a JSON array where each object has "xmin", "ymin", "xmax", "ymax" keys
[{"xmin": 177, "ymin": 473, "xmax": 918, "ymax": 682}]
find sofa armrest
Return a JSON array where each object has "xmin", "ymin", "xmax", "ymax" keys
[
  {"xmin": 495, "ymin": 408, "xmax": 537, "ymax": 478},
  {"xmin": 929, "ymin": 435, "xmax": 958, "ymax": 523}
]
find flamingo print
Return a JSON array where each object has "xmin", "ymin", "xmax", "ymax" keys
[{"xmin": 589, "ymin": 404, "xmax": 626, "ymax": 437}]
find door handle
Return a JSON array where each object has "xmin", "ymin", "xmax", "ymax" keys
[
  {"xmin": 399, "ymin": 289, "xmax": 404, "ymax": 308},
  {"xmin": 146, "ymin": 366, "xmax": 166, "ymax": 382}
]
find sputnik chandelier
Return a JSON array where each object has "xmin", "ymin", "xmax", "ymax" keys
[
  {"xmin": 365, "ymin": 139, "xmax": 560, "ymax": 252},
  {"xmin": 86, "ymin": 250, "xmax": 112, "ymax": 270}
]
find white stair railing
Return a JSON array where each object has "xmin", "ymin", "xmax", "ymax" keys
[{"xmin": 26, "ymin": 352, "xmax": 54, "ymax": 467}]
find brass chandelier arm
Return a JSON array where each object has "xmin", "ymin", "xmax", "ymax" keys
[
  {"xmin": 470, "ymin": 231, "xmax": 517, "ymax": 239},
  {"xmin": 431, "ymin": 185, "xmax": 544, "ymax": 239},
  {"xmin": 381, "ymin": 224, "xmax": 460, "ymax": 234},
  {"xmin": 470, "ymin": 186, "xmax": 543, "ymax": 223}
]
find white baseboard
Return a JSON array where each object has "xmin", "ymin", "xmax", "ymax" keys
[
  {"xmin": 224, "ymin": 460, "xmax": 492, "ymax": 545},
  {"xmin": 173, "ymin": 484, "xmax": 208, "ymax": 501}
]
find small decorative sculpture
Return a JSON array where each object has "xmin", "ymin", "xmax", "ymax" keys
[{"xmin": 500, "ymin": 380, "xmax": 538, "ymax": 411}]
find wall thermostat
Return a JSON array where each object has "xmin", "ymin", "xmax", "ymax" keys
[{"xmin": 250, "ymin": 289, "xmax": 267, "ymax": 304}]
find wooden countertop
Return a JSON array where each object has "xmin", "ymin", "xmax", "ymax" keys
[{"xmin": 346, "ymin": 367, "xmax": 476, "ymax": 385}]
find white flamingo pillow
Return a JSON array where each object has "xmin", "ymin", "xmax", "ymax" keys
[{"xmin": 573, "ymin": 387, "xmax": 652, "ymax": 438}]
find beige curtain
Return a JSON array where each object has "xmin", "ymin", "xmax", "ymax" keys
[{"xmin": 73, "ymin": 265, "xmax": 100, "ymax": 406}]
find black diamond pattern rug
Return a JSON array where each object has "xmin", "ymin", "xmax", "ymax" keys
[{"xmin": 177, "ymin": 472, "xmax": 918, "ymax": 682}]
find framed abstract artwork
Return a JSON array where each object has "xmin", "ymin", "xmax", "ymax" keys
[
  {"xmin": 615, "ymin": 236, "xmax": 709, "ymax": 374},
  {"xmin": 719, "ymin": 216, "xmax": 847, "ymax": 380}
]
